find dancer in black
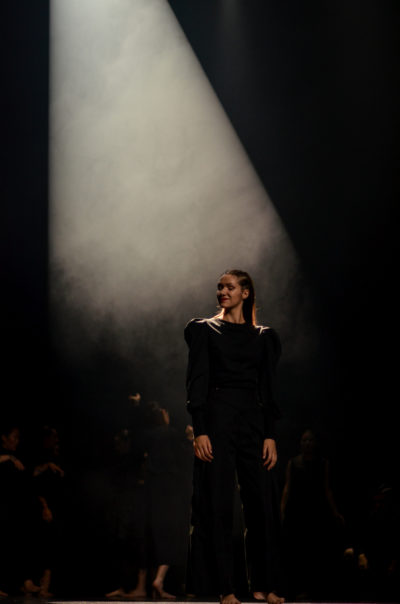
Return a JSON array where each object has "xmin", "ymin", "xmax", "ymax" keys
[{"xmin": 184, "ymin": 269, "xmax": 285, "ymax": 604}]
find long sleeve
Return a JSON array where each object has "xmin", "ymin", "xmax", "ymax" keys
[
  {"xmin": 258, "ymin": 328, "xmax": 282, "ymax": 439},
  {"xmin": 184, "ymin": 319, "xmax": 210, "ymax": 437}
]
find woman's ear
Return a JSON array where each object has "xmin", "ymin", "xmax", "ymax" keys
[{"xmin": 242, "ymin": 289, "xmax": 250, "ymax": 299}]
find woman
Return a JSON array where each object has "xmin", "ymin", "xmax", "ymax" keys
[
  {"xmin": 139, "ymin": 404, "xmax": 179, "ymax": 600},
  {"xmin": 281, "ymin": 429, "xmax": 344, "ymax": 600},
  {"xmin": 108, "ymin": 402, "xmax": 180, "ymax": 600},
  {"xmin": 0, "ymin": 424, "xmax": 40, "ymax": 597},
  {"xmin": 32, "ymin": 426, "xmax": 67, "ymax": 598},
  {"xmin": 184, "ymin": 270, "xmax": 285, "ymax": 604}
]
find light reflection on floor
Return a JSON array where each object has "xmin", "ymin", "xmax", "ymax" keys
[{"xmin": 0, "ymin": 600, "xmax": 382, "ymax": 604}]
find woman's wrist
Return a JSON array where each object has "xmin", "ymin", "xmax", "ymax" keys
[{"xmin": 191, "ymin": 408, "xmax": 207, "ymax": 438}]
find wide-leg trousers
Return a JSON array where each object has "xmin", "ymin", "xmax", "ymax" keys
[{"xmin": 191, "ymin": 388, "xmax": 278, "ymax": 597}]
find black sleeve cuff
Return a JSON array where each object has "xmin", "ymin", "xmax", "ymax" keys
[
  {"xmin": 188, "ymin": 405, "xmax": 207, "ymax": 437},
  {"xmin": 264, "ymin": 415, "xmax": 276, "ymax": 440}
]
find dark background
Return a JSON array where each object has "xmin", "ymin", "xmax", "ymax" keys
[
  {"xmin": 2, "ymin": 0, "xmax": 399, "ymax": 596},
  {"xmin": 167, "ymin": 0, "xmax": 399, "ymax": 487}
]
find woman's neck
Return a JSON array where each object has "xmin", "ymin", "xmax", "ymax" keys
[{"xmin": 218, "ymin": 308, "xmax": 246, "ymax": 324}]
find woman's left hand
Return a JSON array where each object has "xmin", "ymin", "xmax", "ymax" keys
[
  {"xmin": 42, "ymin": 505, "xmax": 53, "ymax": 523},
  {"xmin": 262, "ymin": 438, "xmax": 277, "ymax": 470}
]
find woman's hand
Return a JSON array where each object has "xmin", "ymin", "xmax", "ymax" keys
[
  {"xmin": 42, "ymin": 505, "xmax": 53, "ymax": 523},
  {"xmin": 33, "ymin": 463, "xmax": 49, "ymax": 477},
  {"xmin": 0, "ymin": 454, "xmax": 24, "ymax": 470},
  {"xmin": 0, "ymin": 454, "xmax": 25, "ymax": 471},
  {"xmin": 262, "ymin": 438, "xmax": 277, "ymax": 470},
  {"xmin": 34, "ymin": 462, "xmax": 64, "ymax": 477},
  {"xmin": 39, "ymin": 496, "xmax": 53, "ymax": 523},
  {"xmin": 48, "ymin": 462, "xmax": 65, "ymax": 476},
  {"xmin": 12, "ymin": 457, "xmax": 25, "ymax": 471},
  {"xmin": 194, "ymin": 435, "xmax": 213, "ymax": 462}
]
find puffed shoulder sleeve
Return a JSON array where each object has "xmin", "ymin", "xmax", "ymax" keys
[
  {"xmin": 259, "ymin": 327, "xmax": 282, "ymax": 440},
  {"xmin": 184, "ymin": 319, "xmax": 210, "ymax": 437}
]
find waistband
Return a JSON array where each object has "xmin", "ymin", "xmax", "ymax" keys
[
  {"xmin": 208, "ymin": 385, "xmax": 260, "ymax": 405},
  {"xmin": 209, "ymin": 385, "xmax": 258, "ymax": 392}
]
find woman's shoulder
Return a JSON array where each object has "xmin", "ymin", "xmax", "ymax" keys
[
  {"xmin": 255, "ymin": 325, "xmax": 281, "ymax": 355},
  {"xmin": 184, "ymin": 317, "xmax": 211, "ymax": 341},
  {"xmin": 255, "ymin": 324, "xmax": 278, "ymax": 337},
  {"xmin": 185, "ymin": 317, "xmax": 222, "ymax": 328},
  {"xmin": 184, "ymin": 317, "xmax": 224, "ymax": 339},
  {"xmin": 185, "ymin": 317, "xmax": 208, "ymax": 332}
]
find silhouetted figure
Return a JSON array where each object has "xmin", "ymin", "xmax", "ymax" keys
[
  {"xmin": 354, "ymin": 484, "xmax": 399, "ymax": 601},
  {"xmin": 0, "ymin": 423, "xmax": 40, "ymax": 596},
  {"xmin": 32, "ymin": 426, "xmax": 67, "ymax": 597},
  {"xmin": 185, "ymin": 269, "xmax": 284, "ymax": 604},
  {"xmin": 125, "ymin": 404, "xmax": 180, "ymax": 600},
  {"xmin": 179, "ymin": 425, "xmax": 195, "ymax": 591},
  {"xmin": 105, "ymin": 421, "xmax": 147, "ymax": 599},
  {"xmin": 106, "ymin": 398, "xmax": 185, "ymax": 600},
  {"xmin": 280, "ymin": 429, "xmax": 344, "ymax": 600}
]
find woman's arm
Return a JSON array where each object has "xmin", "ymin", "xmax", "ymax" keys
[
  {"xmin": 0, "ymin": 454, "xmax": 25, "ymax": 470},
  {"xmin": 33, "ymin": 462, "xmax": 64, "ymax": 477},
  {"xmin": 324, "ymin": 460, "xmax": 344, "ymax": 525},
  {"xmin": 184, "ymin": 319, "xmax": 210, "ymax": 438},
  {"xmin": 38, "ymin": 495, "xmax": 53, "ymax": 522},
  {"xmin": 259, "ymin": 328, "xmax": 282, "ymax": 440},
  {"xmin": 280, "ymin": 459, "xmax": 292, "ymax": 521},
  {"xmin": 184, "ymin": 319, "xmax": 213, "ymax": 462}
]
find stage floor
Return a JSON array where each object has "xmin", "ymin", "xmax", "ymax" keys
[{"xmin": 0, "ymin": 599, "xmax": 385, "ymax": 604}]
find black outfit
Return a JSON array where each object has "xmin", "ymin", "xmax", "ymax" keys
[
  {"xmin": 184, "ymin": 318, "xmax": 281, "ymax": 597},
  {"xmin": 144, "ymin": 424, "xmax": 181, "ymax": 568},
  {"xmin": 106, "ymin": 429, "xmax": 147, "ymax": 592},
  {"xmin": 32, "ymin": 457, "xmax": 68, "ymax": 587},
  {"xmin": 0, "ymin": 448, "xmax": 37, "ymax": 592},
  {"xmin": 282, "ymin": 454, "xmax": 337, "ymax": 599}
]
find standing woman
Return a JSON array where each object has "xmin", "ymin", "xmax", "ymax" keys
[{"xmin": 184, "ymin": 270, "xmax": 285, "ymax": 604}]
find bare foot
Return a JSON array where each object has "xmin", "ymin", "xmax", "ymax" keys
[
  {"xmin": 220, "ymin": 594, "xmax": 241, "ymax": 604},
  {"xmin": 39, "ymin": 589, "xmax": 54, "ymax": 598},
  {"xmin": 124, "ymin": 588, "xmax": 147, "ymax": 600},
  {"xmin": 152, "ymin": 580, "xmax": 176, "ymax": 600},
  {"xmin": 22, "ymin": 580, "xmax": 41, "ymax": 594},
  {"xmin": 106, "ymin": 588, "xmax": 126, "ymax": 598},
  {"xmin": 253, "ymin": 592, "xmax": 285, "ymax": 604}
]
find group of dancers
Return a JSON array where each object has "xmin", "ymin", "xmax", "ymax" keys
[{"xmin": 5, "ymin": 269, "xmax": 382, "ymax": 603}]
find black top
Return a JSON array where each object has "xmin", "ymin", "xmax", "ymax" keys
[{"xmin": 184, "ymin": 317, "xmax": 281, "ymax": 439}]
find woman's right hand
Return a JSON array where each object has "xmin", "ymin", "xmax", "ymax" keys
[
  {"xmin": 42, "ymin": 505, "xmax": 53, "ymax": 523},
  {"xmin": 12, "ymin": 457, "xmax": 25, "ymax": 471},
  {"xmin": 194, "ymin": 435, "xmax": 213, "ymax": 462},
  {"xmin": 48, "ymin": 462, "xmax": 65, "ymax": 476},
  {"xmin": 4, "ymin": 455, "xmax": 25, "ymax": 471}
]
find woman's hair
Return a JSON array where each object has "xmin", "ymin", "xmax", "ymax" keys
[
  {"xmin": 221, "ymin": 269, "xmax": 256, "ymax": 325},
  {"xmin": 0, "ymin": 421, "xmax": 19, "ymax": 439},
  {"xmin": 148, "ymin": 401, "xmax": 168, "ymax": 426}
]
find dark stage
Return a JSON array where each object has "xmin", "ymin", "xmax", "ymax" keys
[
  {"xmin": 1, "ymin": 1, "xmax": 399, "ymax": 603},
  {"xmin": 0, "ymin": 600, "xmax": 390, "ymax": 604}
]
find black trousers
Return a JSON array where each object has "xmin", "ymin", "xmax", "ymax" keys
[{"xmin": 191, "ymin": 388, "xmax": 278, "ymax": 597}]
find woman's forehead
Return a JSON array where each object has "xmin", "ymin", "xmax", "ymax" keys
[{"xmin": 218, "ymin": 274, "xmax": 239, "ymax": 286}]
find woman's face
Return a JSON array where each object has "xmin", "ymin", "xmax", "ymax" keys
[
  {"xmin": 217, "ymin": 274, "xmax": 248, "ymax": 312},
  {"xmin": 300, "ymin": 430, "xmax": 316, "ymax": 455},
  {"xmin": 43, "ymin": 429, "xmax": 60, "ymax": 455},
  {"xmin": 1, "ymin": 428, "xmax": 20, "ymax": 452}
]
